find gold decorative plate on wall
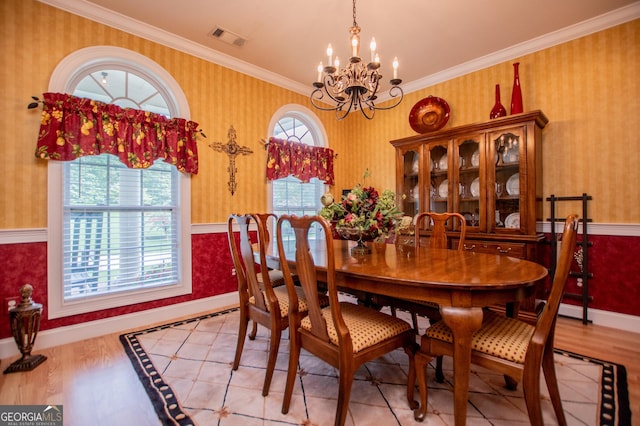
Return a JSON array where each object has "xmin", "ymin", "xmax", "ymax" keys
[{"xmin": 409, "ymin": 96, "xmax": 450, "ymax": 133}]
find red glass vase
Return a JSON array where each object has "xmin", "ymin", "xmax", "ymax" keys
[
  {"xmin": 490, "ymin": 84, "xmax": 507, "ymax": 119},
  {"xmin": 510, "ymin": 62, "xmax": 523, "ymax": 114}
]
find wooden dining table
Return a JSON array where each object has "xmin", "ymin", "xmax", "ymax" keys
[{"xmin": 261, "ymin": 238, "xmax": 548, "ymax": 425}]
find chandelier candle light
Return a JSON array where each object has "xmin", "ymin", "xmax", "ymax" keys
[{"xmin": 311, "ymin": 0, "xmax": 403, "ymax": 120}]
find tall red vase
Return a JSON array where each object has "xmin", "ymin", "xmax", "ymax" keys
[
  {"xmin": 510, "ymin": 62, "xmax": 523, "ymax": 114},
  {"xmin": 490, "ymin": 84, "xmax": 507, "ymax": 119}
]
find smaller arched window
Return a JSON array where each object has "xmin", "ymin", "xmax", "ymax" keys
[{"xmin": 268, "ymin": 106, "xmax": 328, "ymax": 241}]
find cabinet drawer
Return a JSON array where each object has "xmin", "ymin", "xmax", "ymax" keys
[{"xmin": 462, "ymin": 240, "xmax": 526, "ymax": 258}]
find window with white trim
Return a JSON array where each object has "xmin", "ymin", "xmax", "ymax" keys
[
  {"xmin": 269, "ymin": 108, "xmax": 328, "ymax": 241},
  {"xmin": 47, "ymin": 47, "xmax": 192, "ymax": 318}
]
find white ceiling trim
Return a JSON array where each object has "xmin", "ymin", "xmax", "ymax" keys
[
  {"xmin": 39, "ymin": 0, "xmax": 640, "ymax": 100},
  {"xmin": 38, "ymin": 0, "xmax": 308, "ymax": 94},
  {"xmin": 402, "ymin": 2, "xmax": 640, "ymax": 95}
]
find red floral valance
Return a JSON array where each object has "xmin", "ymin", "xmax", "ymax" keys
[
  {"xmin": 34, "ymin": 92, "xmax": 199, "ymax": 174},
  {"xmin": 265, "ymin": 137, "xmax": 335, "ymax": 185}
]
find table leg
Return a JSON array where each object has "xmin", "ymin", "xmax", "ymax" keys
[{"xmin": 440, "ymin": 306, "xmax": 483, "ymax": 426}]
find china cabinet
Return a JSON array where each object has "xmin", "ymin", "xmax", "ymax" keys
[{"xmin": 391, "ymin": 110, "xmax": 548, "ymax": 261}]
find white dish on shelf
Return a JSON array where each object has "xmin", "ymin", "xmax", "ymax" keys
[
  {"xmin": 470, "ymin": 177, "xmax": 480, "ymax": 197},
  {"xmin": 411, "ymin": 156, "xmax": 419, "ymax": 174},
  {"xmin": 439, "ymin": 154, "xmax": 448, "ymax": 170},
  {"xmin": 438, "ymin": 180, "xmax": 448, "ymax": 198},
  {"xmin": 471, "ymin": 150, "xmax": 479, "ymax": 167},
  {"xmin": 506, "ymin": 173, "xmax": 520, "ymax": 195},
  {"xmin": 504, "ymin": 212, "xmax": 520, "ymax": 229},
  {"xmin": 413, "ymin": 184, "xmax": 419, "ymax": 200}
]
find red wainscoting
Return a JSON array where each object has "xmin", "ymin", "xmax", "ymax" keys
[
  {"xmin": 1, "ymin": 232, "xmax": 639, "ymax": 339},
  {"xmin": 0, "ymin": 232, "xmax": 237, "ymax": 339},
  {"xmin": 538, "ymin": 233, "xmax": 640, "ymax": 317}
]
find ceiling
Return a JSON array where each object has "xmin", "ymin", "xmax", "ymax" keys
[{"xmin": 44, "ymin": 0, "xmax": 639, "ymax": 97}]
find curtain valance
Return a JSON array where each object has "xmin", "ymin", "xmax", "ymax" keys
[
  {"xmin": 265, "ymin": 137, "xmax": 334, "ymax": 185},
  {"xmin": 34, "ymin": 92, "xmax": 199, "ymax": 174}
]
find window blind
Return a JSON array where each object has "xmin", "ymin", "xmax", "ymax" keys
[{"xmin": 63, "ymin": 155, "xmax": 179, "ymax": 299}]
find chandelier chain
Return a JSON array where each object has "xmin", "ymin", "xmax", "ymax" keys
[{"xmin": 352, "ymin": 0, "xmax": 357, "ymax": 28}]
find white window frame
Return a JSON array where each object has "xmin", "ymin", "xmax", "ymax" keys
[
  {"xmin": 267, "ymin": 105, "xmax": 329, "ymax": 242},
  {"xmin": 266, "ymin": 104, "xmax": 329, "ymax": 212},
  {"xmin": 46, "ymin": 46, "xmax": 192, "ymax": 319}
]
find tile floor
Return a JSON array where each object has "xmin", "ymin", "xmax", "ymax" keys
[{"xmin": 136, "ymin": 301, "xmax": 603, "ymax": 426}]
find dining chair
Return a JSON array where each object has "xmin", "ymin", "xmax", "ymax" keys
[
  {"xmin": 253, "ymin": 213, "xmax": 286, "ymax": 287},
  {"xmin": 277, "ymin": 215, "xmax": 418, "ymax": 426},
  {"xmin": 412, "ymin": 214, "xmax": 579, "ymax": 425},
  {"xmin": 388, "ymin": 211, "xmax": 467, "ymax": 381},
  {"xmin": 413, "ymin": 211, "xmax": 467, "ymax": 251},
  {"xmin": 227, "ymin": 213, "xmax": 328, "ymax": 396}
]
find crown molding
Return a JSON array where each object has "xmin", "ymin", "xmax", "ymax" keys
[
  {"xmin": 401, "ymin": 2, "xmax": 640, "ymax": 96},
  {"xmin": 38, "ymin": 1, "xmax": 640, "ymax": 100},
  {"xmin": 37, "ymin": 0, "xmax": 309, "ymax": 95}
]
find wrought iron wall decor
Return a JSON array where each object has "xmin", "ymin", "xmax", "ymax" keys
[{"xmin": 209, "ymin": 126, "xmax": 253, "ymax": 195}]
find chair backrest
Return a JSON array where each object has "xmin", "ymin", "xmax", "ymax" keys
[
  {"xmin": 276, "ymin": 215, "xmax": 346, "ymax": 346},
  {"xmin": 227, "ymin": 213, "xmax": 278, "ymax": 313},
  {"xmin": 254, "ymin": 213, "xmax": 277, "ymax": 248},
  {"xmin": 528, "ymin": 214, "xmax": 578, "ymax": 354},
  {"xmin": 414, "ymin": 212, "xmax": 467, "ymax": 250}
]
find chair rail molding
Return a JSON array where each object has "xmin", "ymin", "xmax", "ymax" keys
[{"xmin": 2, "ymin": 222, "xmax": 639, "ymax": 244}]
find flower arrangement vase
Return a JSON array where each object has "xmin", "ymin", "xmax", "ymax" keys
[
  {"xmin": 510, "ymin": 62, "xmax": 523, "ymax": 114},
  {"xmin": 351, "ymin": 240, "xmax": 371, "ymax": 255},
  {"xmin": 489, "ymin": 84, "xmax": 507, "ymax": 119}
]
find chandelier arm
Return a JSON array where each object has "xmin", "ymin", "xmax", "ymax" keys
[
  {"xmin": 358, "ymin": 95, "xmax": 376, "ymax": 120},
  {"xmin": 334, "ymin": 105, "xmax": 351, "ymax": 120},
  {"xmin": 310, "ymin": 89, "xmax": 347, "ymax": 112},
  {"xmin": 364, "ymin": 71, "xmax": 380, "ymax": 101},
  {"xmin": 367, "ymin": 85, "xmax": 404, "ymax": 111},
  {"xmin": 310, "ymin": 72, "xmax": 350, "ymax": 111},
  {"xmin": 336, "ymin": 94, "xmax": 358, "ymax": 119}
]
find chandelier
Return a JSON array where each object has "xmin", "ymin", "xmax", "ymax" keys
[{"xmin": 310, "ymin": 0, "xmax": 403, "ymax": 120}]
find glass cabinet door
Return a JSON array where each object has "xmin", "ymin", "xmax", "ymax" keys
[
  {"xmin": 492, "ymin": 130, "xmax": 522, "ymax": 232},
  {"xmin": 428, "ymin": 144, "xmax": 449, "ymax": 214},
  {"xmin": 455, "ymin": 137, "xmax": 482, "ymax": 230},
  {"xmin": 400, "ymin": 149, "xmax": 420, "ymax": 218}
]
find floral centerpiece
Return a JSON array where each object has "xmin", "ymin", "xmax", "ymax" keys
[{"xmin": 319, "ymin": 173, "xmax": 404, "ymax": 254}]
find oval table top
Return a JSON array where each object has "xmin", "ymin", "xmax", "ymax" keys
[{"xmin": 268, "ymin": 239, "xmax": 548, "ymax": 306}]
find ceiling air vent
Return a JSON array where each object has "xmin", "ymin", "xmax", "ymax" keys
[{"xmin": 210, "ymin": 26, "xmax": 246, "ymax": 47}]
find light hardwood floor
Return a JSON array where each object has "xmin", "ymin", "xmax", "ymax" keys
[{"xmin": 0, "ymin": 313, "xmax": 638, "ymax": 425}]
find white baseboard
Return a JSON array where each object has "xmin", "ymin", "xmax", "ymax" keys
[
  {"xmin": 0, "ymin": 292, "xmax": 238, "ymax": 360},
  {"xmin": 558, "ymin": 303, "xmax": 640, "ymax": 333}
]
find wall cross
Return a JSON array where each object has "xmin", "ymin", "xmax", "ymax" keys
[{"xmin": 209, "ymin": 126, "xmax": 253, "ymax": 195}]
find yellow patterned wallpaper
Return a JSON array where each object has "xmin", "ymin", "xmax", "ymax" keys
[
  {"xmin": 332, "ymin": 19, "xmax": 640, "ymax": 223},
  {"xmin": 0, "ymin": 0, "xmax": 342, "ymax": 227},
  {"xmin": 0, "ymin": 0, "xmax": 638, "ymax": 229}
]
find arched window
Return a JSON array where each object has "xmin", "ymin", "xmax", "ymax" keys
[
  {"xmin": 46, "ymin": 47, "xmax": 192, "ymax": 318},
  {"xmin": 268, "ymin": 106, "xmax": 328, "ymax": 241}
]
